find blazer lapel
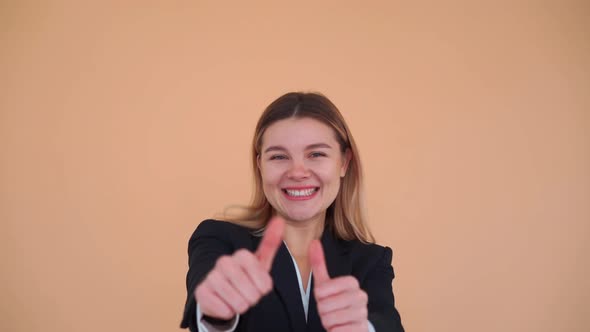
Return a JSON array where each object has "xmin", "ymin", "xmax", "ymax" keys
[
  {"xmin": 269, "ymin": 242, "xmax": 308, "ymax": 332},
  {"xmin": 307, "ymin": 229, "xmax": 352, "ymax": 332}
]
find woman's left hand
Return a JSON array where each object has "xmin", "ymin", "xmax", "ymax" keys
[{"xmin": 309, "ymin": 240, "xmax": 369, "ymax": 332}]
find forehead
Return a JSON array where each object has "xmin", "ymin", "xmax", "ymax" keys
[{"xmin": 261, "ymin": 117, "xmax": 338, "ymax": 148}]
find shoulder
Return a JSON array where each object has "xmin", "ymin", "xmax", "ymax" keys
[
  {"xmin": 187, "ymin": 219, "xmax": 258, "ymax": 250},
  {"xmin": 192, "ymin": 219, "xmax": 255, "ymax": 236},
  {"xmin": 347, "ymin": 239, "xmax": 392, "ymax": 258},
  {"xmin": 346, "ymin": 240, "xmax": 394, "ymax": 274}
]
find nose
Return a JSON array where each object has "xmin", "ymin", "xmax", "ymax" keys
[{"xmin": 286, "ymin": 160, "xmax": 310, "ymax": 180}]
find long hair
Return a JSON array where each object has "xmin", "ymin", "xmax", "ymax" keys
[{"xmin": 221, "ymin": 92, "xmax": 374, "ymax": 243}]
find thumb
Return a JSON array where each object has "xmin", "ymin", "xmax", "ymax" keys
[
  {"xmin": 256, "ymin": 216, "xmax": 285, "ymax": 271},
  {"xmin": 309, "ymin": 240, "xmax": 330, "ymax": 285}
]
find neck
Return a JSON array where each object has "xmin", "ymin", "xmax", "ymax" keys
[{"xmin": 281, "ymin": 213, "xmax": 325, "ymax": 258}]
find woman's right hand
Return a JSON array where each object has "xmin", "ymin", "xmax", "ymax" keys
[{"xmin": 194, "ymin": 217, "xmax": 285, "ymax": 320}]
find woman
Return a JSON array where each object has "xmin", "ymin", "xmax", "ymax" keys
[{"xmin": 180, "ymin": 92, "xmax": 404, "ymax": 332}]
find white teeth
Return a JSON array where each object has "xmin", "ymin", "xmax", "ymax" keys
[{"xmin": 285, "ymin": 188, "xmax": 317, "ymax": 197}]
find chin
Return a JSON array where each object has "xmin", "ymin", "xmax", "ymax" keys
[{"xmin": 282, "ymin": 209, "xmax": 322, "ymax": 223}]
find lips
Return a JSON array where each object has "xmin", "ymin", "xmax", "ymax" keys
[{"xmin": 282, "ymin": 186, "xmax": 319, "ymax": 200}]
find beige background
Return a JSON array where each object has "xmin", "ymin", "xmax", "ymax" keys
[{"xmin": 1, "ymin": 1, "xmax": 589, "ymax": 331}]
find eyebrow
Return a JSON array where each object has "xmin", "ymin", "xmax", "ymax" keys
[{"xmin": 263, "ymin": 143, "xmax": 333, "ymax": 153}]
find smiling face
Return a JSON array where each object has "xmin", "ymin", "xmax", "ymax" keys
[{"xmin": 258, "ymin": 117, "xmax": 351, "ymax": 225}]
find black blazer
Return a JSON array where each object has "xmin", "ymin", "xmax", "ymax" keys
[{"xmin": 181, "ymin": 220, "xmax": 404, "ymax": 332}]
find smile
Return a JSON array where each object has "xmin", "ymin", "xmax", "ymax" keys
[{"xmin": 282, "ymin": 187, "xmax": 319, "ymax": 200}]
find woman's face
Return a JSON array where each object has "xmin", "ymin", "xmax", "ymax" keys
[{"xmin": 258, "ymin": 117, "xmax": 351, "ymax": 225}]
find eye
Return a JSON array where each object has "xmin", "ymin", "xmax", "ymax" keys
[
  {"xmin": 309, "ymin": 152, "xmax": 327, "ymax": 158},
  {"xmin": 269, "ymin": 154, "xmax": 288, "ymax": 160}
]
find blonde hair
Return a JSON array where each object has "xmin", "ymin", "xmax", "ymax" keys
[{"xmin": 221, "ymin": 92, "xmax": 374, "ymax": 243}]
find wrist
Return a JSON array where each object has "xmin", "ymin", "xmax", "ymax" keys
[{"xmin": 202, "ymin": 314, "xmax": 235, "ymax": 325}]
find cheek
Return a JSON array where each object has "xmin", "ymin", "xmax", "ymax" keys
[
  {"xmin": 260, "ymin": 164, "xmax": 284, "ymax": 186},
  {"xmin": 316, "ymin": 163, "xmax": 343, "ymax": 183}
]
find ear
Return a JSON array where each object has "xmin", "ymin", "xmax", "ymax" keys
[
  {"xmin": 256, "ymin": 154, "xmax": 261, "ymax": 171},
  {"xmin": 340, "ymin": 149, "xmax": 352, "ymax": 177}
]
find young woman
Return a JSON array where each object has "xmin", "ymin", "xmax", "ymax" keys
[{"xmin": 181, "ymin": 92, "xmax": 404, "ymax": 332}]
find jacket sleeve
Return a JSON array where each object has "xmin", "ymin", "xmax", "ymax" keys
[
  {"xmin": 196, "ymin": 303, "xmax": 240, "ymax": 332},
  {"xmin": 363, "ymin": 246, "xmax": 405, "ymax": 332},
  {"xmin": 180, "ymin": 220, "xmax": 236, "ymax": 332}
]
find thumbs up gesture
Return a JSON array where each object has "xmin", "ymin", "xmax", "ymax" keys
[
  {"xmin": 195, "ymin": 217, "xmax": 285, "ymax": 320},
  {"xmin": 309, "ymin": 240, "xmax": 370, "ymax": 332}
]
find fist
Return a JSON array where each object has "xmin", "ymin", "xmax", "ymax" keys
[
  {"xmin": 195, "ymin": 217, "xmax": 285, "ymax": 320},
  {"xmin": 310, "ymin": 240, "xmax": 369, "ymax": 332}
]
